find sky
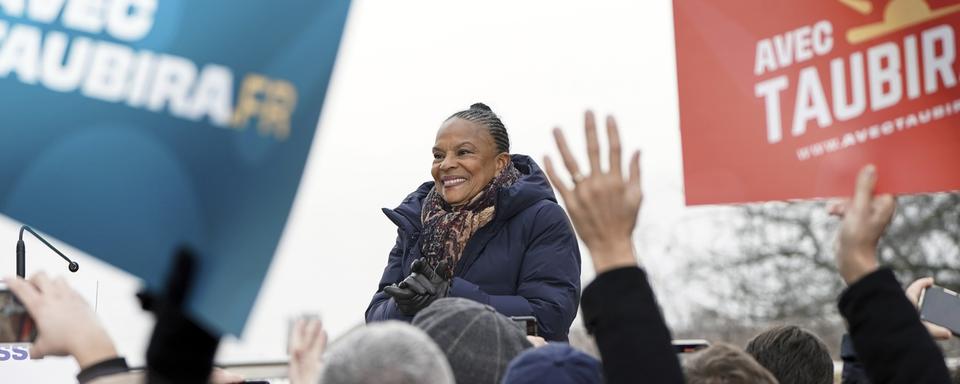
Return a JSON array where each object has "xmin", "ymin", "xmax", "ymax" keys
[
  {"xmin": 225, "ymin": 0, "xmax": 728, "ymax": 362},
  {"xmin": 1, "ymin": 0, "xmax": 738, "ymax": 380}
]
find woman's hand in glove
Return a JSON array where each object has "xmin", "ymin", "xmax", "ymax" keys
[{"xmin": 383, "ymin": 259, "xmax": 450, "ymax": 316}]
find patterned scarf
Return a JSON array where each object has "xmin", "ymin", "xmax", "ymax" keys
[{"xmin": 420, "ymin": 163, "xmax": 521, "ymax": 279}]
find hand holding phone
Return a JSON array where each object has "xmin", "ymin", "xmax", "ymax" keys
[
  {"xmin": 3, "ymin": 273, "xmax": 118, "ymax": 368},
  {"xmin": 509, "ymin": 316, "xmax": 539, "ymax": 337},
  {"xmin": 906, "ymin": 277, "xmax": 954, "ymax": 340},
  {"xmin": 0, "ymin": 282, "xmax": 37, "ymax": 343},
  {"xmin": 919, "ymin": 285, "xmax": 960, "ymax": 338}
]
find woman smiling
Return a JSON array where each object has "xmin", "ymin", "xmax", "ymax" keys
[{"xmin": 364, "ymin": 103, "xmax": 581, "ymax": 341}]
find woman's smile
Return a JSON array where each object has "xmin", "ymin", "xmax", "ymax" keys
[{"xmin": 441, "ymin": 175, "xmax": 468, "ymax": 189}]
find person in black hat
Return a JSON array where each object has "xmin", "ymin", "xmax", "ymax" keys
[
  {"xmin": 412, "ymin": 297, "xmax": 532, "ymax": 384},
  {"xmin": 502, "ymin": 343, "xmax": 603, "ymax": 384}
]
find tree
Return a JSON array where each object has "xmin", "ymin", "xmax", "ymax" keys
[{"xmin": 678, "ymin": 192, "xmax": 960, "ymax": 354}]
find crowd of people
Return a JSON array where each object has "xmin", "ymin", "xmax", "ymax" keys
[{"xmin": 4, "ymin": 104, "xmax": 958, "ymax": 383}]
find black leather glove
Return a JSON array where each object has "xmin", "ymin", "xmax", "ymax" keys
[
  {"xmin": 383, "ymin": 284, "xmax": 430, "ymax": 316},
  {"xmin": 383, "ymin": 259, "xmax": 450, "ymax": 316},
  {"xmin": 405, "ymin": 258, "xmax": 450, "ymax": 300}
]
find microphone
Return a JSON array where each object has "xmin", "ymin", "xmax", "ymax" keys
[{"xmin": 16, "ymin": 225, "xmax": 79, "ymax": 278}]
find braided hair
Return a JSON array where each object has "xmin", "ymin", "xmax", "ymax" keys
[{"xmin": 447, "ymin": 103, "xmax": 510, "ymax": 154}]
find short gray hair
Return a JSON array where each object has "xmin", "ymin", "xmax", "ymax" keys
[
  {"xmin": 320, "ymin": 321, "xmax": 454, "ymax": 384},
  {"xmin": 684, "ymin": 342, "xmax": 779, "ymax": 384}
]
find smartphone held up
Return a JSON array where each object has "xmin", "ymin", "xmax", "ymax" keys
[
  {"xmin": 919, "ymin": 285, "xmax": 960, "ymax": 338},
  {"xmin": 0, "ymin": 282, "xmax": 37, "ymax": 343}
]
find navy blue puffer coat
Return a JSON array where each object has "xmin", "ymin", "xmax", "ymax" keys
[{"xmin": 365, "ymin": 155, "xmax": 581, "ymax": 341}]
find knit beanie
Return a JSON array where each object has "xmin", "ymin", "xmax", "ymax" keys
[
  {"xmin": 412, "ymin": 298, "xmax": 533, "ymax": 384},
  {"xmin": 501, "ymin": 343, "xmax": 604, "ymax": 384}
]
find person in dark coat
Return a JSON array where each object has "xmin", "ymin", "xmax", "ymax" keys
[
  {"xmin": 840, "ymin": 277, "xmax": 954, "ymax": 384},
  {"xmin": 365, "ymin": 103, "xmax": 581, "ymax": 342},
  {"xmin": 828, "ymin": 165, "xmax": 952, "ymax": 384}
]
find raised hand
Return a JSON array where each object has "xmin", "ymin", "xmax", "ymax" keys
[
  {"xmin": 828, "ymin": 165, "xmax": 896, "ymax": 284},
  {"xmin": 287, "ymin": 317, "xmax": 327, "ymax": 384},
  {"xmin": 544, "ymin": 111, "xmax": 642, "ymax": 274}
]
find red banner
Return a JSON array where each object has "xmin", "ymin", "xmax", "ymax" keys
[{"xmin": 674, "ymin": 0, "xmax": 960, "ymax": 205}]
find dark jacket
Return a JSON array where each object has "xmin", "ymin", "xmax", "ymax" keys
[
  {"xmin": 839, "ymin": 268, "xmax": 951, "ymax": 384},
  {"xmin": 840, "ymin": 333, "xmax": 872, "ymax": 384},
  {"xmin": 581, "ymin": 266, "xmax": 684, "ymax": 384},
  {"xmin": 364, "ymin": 155, "xmax": 581, "ymax": 341}
]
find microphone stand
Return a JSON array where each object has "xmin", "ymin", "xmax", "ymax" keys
[{"xmin": 17, "ymin": 225, "xmax": 80, "ymax": 277}]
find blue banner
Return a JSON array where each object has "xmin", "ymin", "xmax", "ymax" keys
[{"xmin": 0, "ymin": 0, "xmax": 351, "ymax": 335}]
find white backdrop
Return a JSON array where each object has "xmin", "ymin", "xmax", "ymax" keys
[{"xmin": 1, "ymin": 1, "xmax": 733, "ymax": 381}]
